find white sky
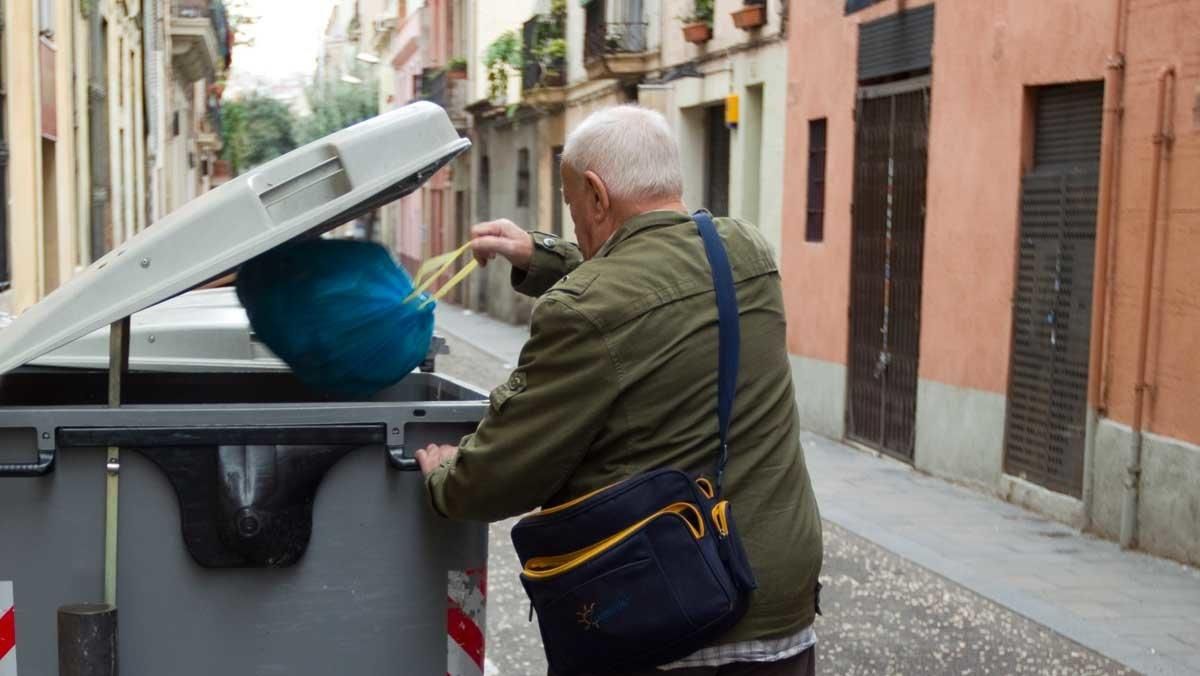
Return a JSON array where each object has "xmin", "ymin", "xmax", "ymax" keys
[{"xmin": 226, "ymin": 0, "xmax": 339, "ymax": 96}]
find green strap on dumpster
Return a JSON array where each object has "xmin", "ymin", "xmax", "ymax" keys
[{"xmin": 104, "ymin": 318, "xmax": 129, "ymax": 607}]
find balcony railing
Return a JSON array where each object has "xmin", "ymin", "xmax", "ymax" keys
[
  {"xmin": 420, "ymin": 67, "xmax": 468, "ymax": 128},
  {"xmin": 421, "ymin": 67, "xmax": 448, "ymax": 108},
  {"xmin": 584, "ymin": 0, "xmax": 648, "ymax": 62}
]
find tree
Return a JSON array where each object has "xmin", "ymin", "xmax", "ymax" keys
[
  {"xmin": 295, "ymin": 79, "xmax": 380, "ymax": 145},
  {"xmin": 221, "ymin": 94, "xmax": 297, "ymax": 175}
]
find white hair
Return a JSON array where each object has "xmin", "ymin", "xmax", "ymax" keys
[{"xmin": 561, "ymin": 105, "xmax": 684, "ymax": 202}]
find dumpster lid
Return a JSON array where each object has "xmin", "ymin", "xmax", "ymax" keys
[{"xmin": 0, "ymin": 102, "xmax": 469, "ymax": 376}]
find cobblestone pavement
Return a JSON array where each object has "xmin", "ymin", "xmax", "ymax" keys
[{"xmin": 434, "ymin": 327, "xmax": 1143, "ymax": 675}]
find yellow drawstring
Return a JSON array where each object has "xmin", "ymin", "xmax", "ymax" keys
[{"xmin": 404, "ymin": 241, "xmax": 479, "ymax": 309}]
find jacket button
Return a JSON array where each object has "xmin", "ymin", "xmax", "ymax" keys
[{"xmin": 543, "ymin": 237, "xmax": 558, "ymax": 248}]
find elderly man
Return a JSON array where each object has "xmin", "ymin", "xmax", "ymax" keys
[{"xmin": 416, "ymin": 106, "xmax": 823, "ymax": 675}]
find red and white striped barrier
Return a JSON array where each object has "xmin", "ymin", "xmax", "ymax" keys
[
  {"xmin": 447, "ymin": 568, "xmax": 486, "ymax": 676},
  {"xmin": 0, "ymin": 582, "xmax": 17, "ymax": 676}
]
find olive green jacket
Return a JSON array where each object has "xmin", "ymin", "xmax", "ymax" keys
[{"xmin": 427, "ymin": 211, "xmax": 823, "ymax": 643}]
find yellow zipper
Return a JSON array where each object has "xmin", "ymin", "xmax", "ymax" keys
[
  {"xmin": 532, "ymin": 481, "xmax": 621, "ymax": 517},
  {"xmin": 522, "ymin": 502, "xmax": 706, "ymax": 580},
  {"xmin": 711, "ymin": 500, "xmax": 730, "ymax": 537},
  {"xmin": 536, "ymin": 476, "xmax": 716, "ymax": 518}
]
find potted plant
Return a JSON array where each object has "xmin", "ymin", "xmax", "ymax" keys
[
  {"xmin": 680, "ymin": 0, "xmax": 713, "ymax": 44},
  {"xmin": 731, "ymin": 0, "xmax": 767, "ymax": 30},
  {"xmin": 534, "ymin": 37, "xmax": 568, "ymax": 87},
  {"xmin": 446, "ymin": 56, "xmax": 468, "ymax": 80}
]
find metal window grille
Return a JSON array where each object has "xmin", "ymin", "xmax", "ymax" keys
[{"xmin": 806, "ymin": 118, "xmax": 827, "ymax": 242}]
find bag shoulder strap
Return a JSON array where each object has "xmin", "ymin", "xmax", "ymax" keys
[{"xmin": 693, "ymin": 210, "xmax": 739, "ymax": 491}]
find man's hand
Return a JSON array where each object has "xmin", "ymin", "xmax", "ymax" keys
[
  {"xmin": 470, "ymin": 219, "xmax": 533, "ymax": 270},
  {"xmin": 415, "ymin": 443, "xmax": 459, "ymax": 477}
]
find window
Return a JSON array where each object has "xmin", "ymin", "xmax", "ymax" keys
[
  {"xmin": 516, "ymin": 148, "xmax": 530, "ymax": 208},
  {"xmin": 477, "ymin": 155, "xmax": 491, "ymax": 220},
  {"xmin": 805, "ymin": 119, "xmax": 827, "ymax": 242},
  {"xmin": 844, "ymin": 0, "xmax": 884, "ymax": 14}
]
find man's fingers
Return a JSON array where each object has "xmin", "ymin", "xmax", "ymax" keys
[
  {"xmin": 470, "ymin": 235, "xmax": 510, "ymax": 256},
  {"xmin": 415, "ymin": 444, "xmax": 440, "ymax": 475},
  {"xmin": 471, "ymin": 220, "xmax": 511, "ymax": 239}
]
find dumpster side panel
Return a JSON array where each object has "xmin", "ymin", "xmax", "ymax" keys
[
  {"xmin": 0, "ymin": 449, "xmax": 107, "ymax": 675},
  {"xmin": 118, "ymin": 433, "xmax": 487, "ymax": 675}
]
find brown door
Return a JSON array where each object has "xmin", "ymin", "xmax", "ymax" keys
[
  {"xmin": 846, "ymin": 83, "xmax": 930, "ymax": 460},
  {"xmin": 1003, "ymin": 83, "xmax": 1103, "ymax": 497}
]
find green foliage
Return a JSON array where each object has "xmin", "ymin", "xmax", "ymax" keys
[
  {"xmin": 680, "ymin": 0, "xmax": 714, "ymax": 25},
  {"xmin": 536, "ymin": 37, "xmax": 567, "ymax": 62},
  {"xmin": 447, "ymin": 56, "xmax": 468, "ymax": 72},
  {"xmin": 220, "ymin": 94, "xmax": 297, "ymax": 175},
  {"xmin": 484, "ymin": 31, "xmax": 523, "ymax": 102},
  {"xmin": 527, "ymin": 3, "xmax": 567, "ymax": 88},
  {"xmin": 295, "ymin": 79, "xmax": 380, "ymax": 145},
  {"xmin": 224, "ymin": 0, "xmax": 259, "ymax": 47}
]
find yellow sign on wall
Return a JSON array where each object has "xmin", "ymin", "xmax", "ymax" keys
[{"xmin": 725, "ymin": 94, "xmax": 740, "ymax": 128}]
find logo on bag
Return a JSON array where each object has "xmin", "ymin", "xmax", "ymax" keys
[
  {"xmin": 577, "ymin": 594, "xmax": 632, "ymax": 631},
  {"xmin": 576, "ymin": 603, "xmax": 599, "ymax": 631}
]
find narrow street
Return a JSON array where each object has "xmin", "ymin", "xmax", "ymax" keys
[{"xmin": 434, "ymin": 307, "xmax": 1200, "ymax": 676}]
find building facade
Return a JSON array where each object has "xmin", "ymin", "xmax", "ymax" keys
[
  {"xmin": 1, "ymin": 0, "xmax": 230, "ymax": 316},
  {"xmin": 460, "ymin": 0, "xmax": 788, "ymax": 324},
  {"xmin": 781, "ymin": 0, "xmax": 1200, "ymax": 566}
]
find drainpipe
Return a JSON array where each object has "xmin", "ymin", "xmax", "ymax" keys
[
  {"xmin": 1081, "ymin": 0, "xmax": 1128, "ymax": 532},
  {"xmin": 88, "ymin": 6, "xmax": 111, "ymax": 261},
  {"xmin": 1119, "ymin": 65, "xmax": 1174, "ymax": 550}
]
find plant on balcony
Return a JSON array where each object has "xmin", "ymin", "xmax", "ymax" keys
[
  {"xmin": 485, "ymin": 30, "xmax": 523, "ymax": 104},
  {"xmin": 526, "ymin": 0, "xmax": 567, "ymax": 89},
  {"xmin": 532, "ymin": 38, "xmax": 567, "ymax": 86},
  {"xmin": 446, "ymin": 56, "xmax": 468, "ymax": 80},
  {"xmin": 679, "ymin": 0, "xmax": 714, "ymax": 44},
  {"xmin": 731, "ymin": 0, "xmax": 768, "ymax": 30}
]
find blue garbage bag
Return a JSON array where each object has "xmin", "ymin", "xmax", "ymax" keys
[{"xmin": 236, "ymin": 238, "xmax": 434, "ymax": 399}]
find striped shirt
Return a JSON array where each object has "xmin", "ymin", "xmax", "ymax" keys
[{"xmin": 658, "ymin": 626, "xmax": 817, "ymax": 670}]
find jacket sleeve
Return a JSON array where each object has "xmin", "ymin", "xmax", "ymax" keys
[
  {"xmin": 511, "ymin": 232, "xmax": 584, "ymax": 297},
  {"xmin": 426, "ymin": 295, "xmax": 617, "ymax": 521}
]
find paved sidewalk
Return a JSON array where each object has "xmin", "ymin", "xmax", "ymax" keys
[
  {"xmin": 436, "ymin": 304, "xmax": 529, "ymax": 368},
  {"xmin": 436, "ymin": 306, "xmax": 1200, "ymax": 676}
]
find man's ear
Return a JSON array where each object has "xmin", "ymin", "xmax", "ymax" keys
[{"xmin": 584, "ymin": 170, "xmax": 610, "ymax": 217}]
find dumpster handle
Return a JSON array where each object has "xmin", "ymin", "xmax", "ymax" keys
[
  {"xmin": 0, "ymin": 448, "xmax": 56, "ymax": 476},
  {"xmin": 387, "ymin": 446, "xmax": 420, "ymax": 471}
]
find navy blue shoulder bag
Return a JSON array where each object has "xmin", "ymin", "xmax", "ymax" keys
[{"xmin": 510, "ymin": 211, "xmax": 758, "ymax": 675}]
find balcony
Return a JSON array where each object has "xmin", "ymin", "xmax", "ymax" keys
[
  {"xmin": 420, "ymin": 68, "xmax": 469, "ymax": 130},
  {"xmin": 171, "ymin": 0, "xmax": 230, "ymax": 83},
  {"xmin": 584, "ymin": 0, "xmax": 655, "ymax": 80},
  {"xmin": 521, "ymin": 14, "xmax": 567, "ymax": 105},
  {"xmin": 196, "ymin": 103, "xmax": 223, "ymax": 153}
]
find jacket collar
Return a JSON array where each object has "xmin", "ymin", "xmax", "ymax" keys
[{"xmin": 595, "ymin": 210, "xmax": 692, "ymax": 259}]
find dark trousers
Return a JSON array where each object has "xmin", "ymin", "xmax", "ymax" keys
[{"xmin": 551, "ymin": 646, "xmax": 816, "ymax": 676}]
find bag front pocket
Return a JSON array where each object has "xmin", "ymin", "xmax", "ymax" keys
[{"xmin": 521, "ymin": 503, "xmax": 721, "ymax": 674}]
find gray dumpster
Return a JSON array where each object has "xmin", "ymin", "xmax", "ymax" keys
[{"xmin": 0, "ymin": 102, "xmax": 490, "ymax": 676}]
